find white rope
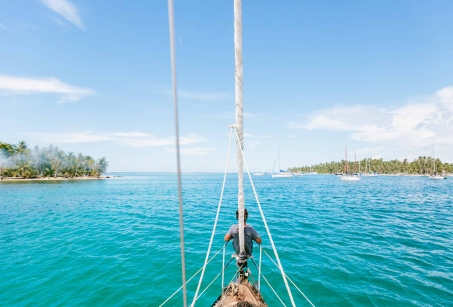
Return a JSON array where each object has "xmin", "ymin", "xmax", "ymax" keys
[
  {"xmin": 258, "ymin": 245, "xmax": 262, "ymax": 290},
  {"xmin": 250, "ymin": 258, "xmax": 286, "ymax": 307},
  {"xmin": 159, "ymin": 246, "xmax": 225, "ymax": 307},
  {"xmin": 222, "ymin": 244, "xmax": 226, "ymax": 289},
  {"xmin": 261, "ymin": 273, "xmax": 287, "ymax": 306},
  {"xmin": 167, "ymin": 1, "xmax": 186, "ymax": 306},
  {"xmin": 234, "ymin": 128, "xmax": 297, "ymax": 307},
  {"xmin": 263, "ymin": 249, "xmax": 316, "ymax": 307},
  {"xmin": 191, "ymin": 128, "xmax": 233, "ymax": 306},
  {"xmin": 189, "ymin": 257, "xmax": 235, "ymax": 307}
]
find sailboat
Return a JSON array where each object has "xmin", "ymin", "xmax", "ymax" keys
[
  {"xmin": 161, "ymin": 1, "xmax": 315, "ymax": 306},
  {"xmin": 307, "ymin": 166, "xmax": 318, "ymax": 175},
  {"xmin": 429, "ymin": 145, "xmax": 447, "ymax": 180},
  {"xmin": 294, "ymin": 171, "xmax": 306, "ymax": 176},
  {"xmin": 253, "ymin": 163, "xmax": 265, "ymax": 176},
  {"xmin": 271, "ymin": 144, "xmax": 293, "ymax": 178},
  {"xmin": 340, "ymin": 146, "xmax": 361, "ymax": 181},
  {"xmin": 362, "ymin": 152, "xmax": 378, "ymax": 177}
]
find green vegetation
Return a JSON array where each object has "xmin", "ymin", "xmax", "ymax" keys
[
  {"xmin": 0, "ymin": 141, "xmax": 108, "ymax": 178},
  {"xmin": 289, "ymin": 158, "xmax": 453, "ymax": 175}
]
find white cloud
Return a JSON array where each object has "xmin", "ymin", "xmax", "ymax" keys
[
  {"xmin": 0, "ymin": 75, "xmax": 93, "ymax": 103},
  {"xmin": 165, "ymin": 147, "xmax": 216, "ymax": 156},
  {"xmin": 355, "ymin": 146, "xmax": 387, "ymax": 156},
  {"xmin": 296, "ymin": 86, "xmax": 453, "ymax": 148},
  {"xmin": 41, "ymin": 0, "xmax": 84, "ymax": 29},
  {"xmin": 30, "ymin": 131, "xmax": 207, "ymax": 148}
]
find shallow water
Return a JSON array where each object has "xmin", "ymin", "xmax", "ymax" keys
[{"xmin": 1, "ymin": 173, "xmax": 452, "ymax": 306}]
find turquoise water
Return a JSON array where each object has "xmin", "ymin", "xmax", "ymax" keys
[{"xmin": 1, "ymin": 173, "xmax": 452, "ymax": 306}]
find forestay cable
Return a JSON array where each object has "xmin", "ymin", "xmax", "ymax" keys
[
  {"xmin": 250, "ymin": 258, "xmax": 287, "ymax": 307},
  {"xmin": 192, "ymin": 128, "xmax": 233, "ymax": 306},
  {"xmin": 167, "ymin": 0, "xmax": 187, "ymax": 306},
  {"xmin": 263, "ymin": 249, "xmax": 316, "ymax": 307},
  {"xmin": 234, "ymin": 128, "xmax": 296, "ymax": 307},
  {"xmin": 159, "ymin": 245, "xmax": 225, "ymax": 307},
  {"xmin": 189, "ymin": 257, "xmax": 234, "ymax": 307}
]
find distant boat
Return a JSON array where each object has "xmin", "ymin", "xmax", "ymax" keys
[
  {"xmin": 253, "ymin": 172, "xmax": 264, "ymax": 176},
  {"xmin": 429, "ymin": 145, "xmax": 447, "ymax": 180},
  {"xmin": 272, "ymin": 170, "xmax": 293, "ymax": 178},
  {"xmin": 340, "ymin": 146, "xmax": 361, "ymax": 181},
  {"xmin": 361, "ymin": 152, "xmax": 378, "ymax": 177},
  {"xmin": 366, "ymin": 173, "xmax": 378, "ymax": 177},
  {"xmin": 271, "ymin": 144, "xmax": 292, "ymax": 178},
  {"xmin": 306, "ymin": 166, "xmax": 317, "ymax": 175},
  {"xmin": 340, "ymin": 175, "xmax": 361, "ymax": 181},
  {"xmin": 294, "ymin": 172, "xmax": 306, "ymax": 176}
]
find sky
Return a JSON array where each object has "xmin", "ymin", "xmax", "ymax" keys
[{"xmin": 1, "ymin": 0, "xmax": 453, "ymax": 172}]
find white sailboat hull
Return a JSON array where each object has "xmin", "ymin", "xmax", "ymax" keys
[
  {"xmin": 340, "ymin": 175, "xmax": 361, "ymax": 181},
  {"xmin": 272, "ymin": 173, "xmax": 293, "ymax": 178},
  {"xmin": 429, "ymin": 176, "xmax": 446, "ymax": 180}
]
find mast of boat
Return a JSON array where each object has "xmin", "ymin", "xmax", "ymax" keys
[
  {"xmin": 432, "ymin": 144, "xmax": 436, "ymax": 175},
  {"xmin": 167, "ymin": 1, "xmax": 187, "ymax": 305},
  {"xmin": 345, "ymin": 145, "xmax": 348, "ymax": 174},
  {"xmin": 354, "ymin": 151, "xmax": 357, "ymax": 174},
  {"xmin": 367, "ymin": 151, "xmax": 369, "ymax": 174},
  {"xmin": 234, "ymin": 0, "xmax": 246, "ymax": 258}
]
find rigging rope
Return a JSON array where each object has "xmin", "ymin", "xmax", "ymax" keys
[
  {"xmin": 167, "ymin": 1, "xmax": 186, "ymax": 306},
  {"xmin": 192, "ymin": 128, "xmax": 233, "ymax": 306},
  {"xmin": 262, "ymin": 249, "xmax": 316, "ymax": 307},
  {"xmin": 234, "ymin": 128, "xmax": 297, "ymax": 307},
  {"xmin": 250, "ymin": 258, "xmax": 287, "ymax": 307},
  {"xmin": 189, "ymin": 257, "xmax": 235, "ymax": 307},
  {"xmin": 159, "ymin": 245, "xmax": 226, "ymax": 307}
]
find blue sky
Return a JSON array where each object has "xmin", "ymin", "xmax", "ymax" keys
[{"xmin": 1, "ymin": 0, "xmax": 453, "ymax": 172}]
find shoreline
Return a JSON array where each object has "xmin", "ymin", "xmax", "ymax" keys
[{"xmin": 0, "ymin": 176, "xmax": 114, "ymax": 182}]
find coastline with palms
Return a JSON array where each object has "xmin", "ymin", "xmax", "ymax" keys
[
  {"xmin": 289, "ymin": 157, "xmax": 453, "ymax": 175},
  {"xmin": 0, "ymin": 141, "xmax": 109, "ymax": 181}
]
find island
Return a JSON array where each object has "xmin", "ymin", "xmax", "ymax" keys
[
  {"xmin": 289, "ymin": 157, "xmax": 453, "ymax": 175},
  {"xmin": 0, "ymin": 141, "xmax": 108, "ymax": 181}
]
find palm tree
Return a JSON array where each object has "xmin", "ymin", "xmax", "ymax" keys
[
  {"xmin": 14, "ymin": 156, "xmax": 34, "ymax": 178},
  {"xmin": 94, "ymin": 157, "xmax": 109, "ymax": 176},
  {"xmin": 16, "ymin": 140, "xmax": 29, "ymax": 155},
  {"xmin": 51, "ymin": 149, "xmax": 66, "ymax": 177}
]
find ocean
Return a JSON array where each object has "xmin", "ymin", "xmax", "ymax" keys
[{"xmin": 1, "ymin": 173, "xmax": 452, "ymax": 306}]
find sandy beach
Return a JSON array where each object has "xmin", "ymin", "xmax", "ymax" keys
[{"xmin": 0, "ymin": 176, "xmax": 111, "ymax": 182}]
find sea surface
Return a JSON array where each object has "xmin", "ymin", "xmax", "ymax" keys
[{"xmin": 1, "ymin": 173, "xmax": 452, "ymax": 307}]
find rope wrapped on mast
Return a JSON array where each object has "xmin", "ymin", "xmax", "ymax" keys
[
  {"xmin": 167, "ymin": 1, "xmax": 187, "ymax": 306},
  {"xmin": 234, "ymin": 0, "xmax": 245, "ymax": 257}
]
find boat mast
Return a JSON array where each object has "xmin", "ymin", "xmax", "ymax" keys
[
  {"xmin": 234, "ymin": 0, "xmax": 245, "ymax": 256},
  {"xmin": 354, "ymin": 151, "xmax": 357, "ymax": 174},
  {"xmin": 432, "ymin": 144, "xmax": 436, "ymax": 174},
  {"xmin": 345, "ymin": 145, "xmax": 348, "ymax": 174}
]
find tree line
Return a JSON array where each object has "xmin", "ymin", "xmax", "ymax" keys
[
  {"xmin": 0, "ymin": 141, "xmax": 108, "ymax": 178},
  {"xmin": 289, "ymin": 157, "xmax": 453, "ymax": 175}
]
